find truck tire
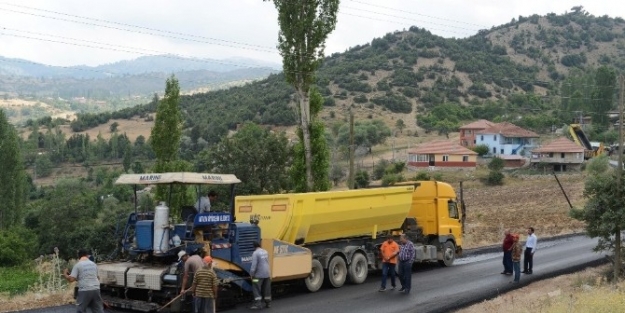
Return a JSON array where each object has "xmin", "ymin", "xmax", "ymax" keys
[
  {"xmin": 348, "ymin": 253, "xmax": 368, "ymax": 284},
  {"xmin": 326, "ymin": 255, "xmax": 347, "ymax": 288},
  {"xmin": 305, "ymin": 259, "xmax": 324, "ymax": 292},
  {"xmin": 438, "ymin": 241, "xmax": 456, "ymax": 267}
]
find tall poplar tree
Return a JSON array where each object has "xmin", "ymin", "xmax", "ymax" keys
[
  {"xmin": 0, "ymin": 110, "xmax": 26, "ymax": 229},
  {"xmin": 264, "ymin": 0, "xmax": 339, "ymax": 191},
  {"xmin": 150, "ymin": 75, "xmax": 190, "ymax": 213}
]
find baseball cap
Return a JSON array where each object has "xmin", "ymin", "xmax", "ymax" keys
[
  {"xmin": 177, "ymin": 251, "xmax": 187, "ymax": 261},
  {"xmin": 203, "ymin": 256, "xmax": 213, "ymax": 264}
]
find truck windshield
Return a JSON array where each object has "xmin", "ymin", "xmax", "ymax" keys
[{"xmin": 447, "ymin": 201, "xmax": 459, "ymax": 219}]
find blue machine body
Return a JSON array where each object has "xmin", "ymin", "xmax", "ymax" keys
[{"xmin": 135, "ymin": 220, "xmax": 154, "ymax": 251}]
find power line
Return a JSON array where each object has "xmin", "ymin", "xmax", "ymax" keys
[
  {"xmin": 0, "ymin": 31, "xmax": 280, "ymax": 71},
  {"xmin": 341, "ymin": 5, "xmax": 480, "ymax": 33},
  {"xmin": 346, "ymin": 0, "xmax": 490, "ymax": 28},
  {"xmin": 0, "ymin": 6, "xmax": 278, "ymax": 54},
  {"xmin": 338, "ymin": 11, "xmax": 474, "ymax": 37}
]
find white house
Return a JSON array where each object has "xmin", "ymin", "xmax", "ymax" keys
[{"xmin": 475, "ymin": 122, "xmax": 539, "ymax": 156}]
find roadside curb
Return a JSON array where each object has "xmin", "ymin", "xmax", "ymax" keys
[{"xmin": 459, "ymin": 232, "xmax": 586, "ymax": 258}]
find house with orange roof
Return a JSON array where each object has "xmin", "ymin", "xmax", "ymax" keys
[
  {"xmin": 530, "ymin": 137, "xmax": 584, "ymax": 171},
  {"xmin": 459, "ymin": 119, "xmax": 496, "ymax": 148},
  {"xmin": 476, "ymin": 122, "xmax": 539, "ymax": 157},
  {"xmin": 407, "ymin": 140, "xmax": 477, "ymax": 168}
]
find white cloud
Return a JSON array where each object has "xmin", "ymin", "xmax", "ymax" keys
[{"xmin": 0, "ymin": 0, "xmax": 622, "ymax": 67}]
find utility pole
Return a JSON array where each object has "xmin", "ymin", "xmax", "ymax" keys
[
  {"xmin": 348, "ymin": 111, "xmax": 355, "ymax": 189},
  {"xmin": 616, "ymin": 74, "xmax": 624, "ymax": 281}
]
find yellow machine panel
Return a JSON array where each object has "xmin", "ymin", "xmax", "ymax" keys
[{"xmin": 235, "ymin": 186, "xmax": 415, "ymax": 244}]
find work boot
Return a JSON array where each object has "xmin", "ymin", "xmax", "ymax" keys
[
  {"xmin": 249, "ymin": 301, "xmax": 263, "ymax": 310},
  {"xmin": 265, "ymin": 301, "xmax": 271, "ymax": 308}
]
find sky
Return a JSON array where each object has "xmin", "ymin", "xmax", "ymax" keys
[{"xmin": 0, "ymin": 0, "xmax": 623, "ymax": 68}]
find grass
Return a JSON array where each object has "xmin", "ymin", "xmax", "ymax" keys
[{"xmin": 0, "ymin": 266, "xmax": 39, "ymax": 296}]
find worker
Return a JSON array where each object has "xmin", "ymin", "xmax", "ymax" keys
[
  {"xmin": 191, "ymin": 256, "xmax": 219, "ymax": 313},
  {"xmin": 195, "ymin": 190, "xmax": 217, "ymax": 213},
  {"xmin": 249, "ymin": 241, "xmax": 271, "ymax": 310},
  {"xmin": 397, "ymin": 234, "xmax": 416, "ymax": 294},
  {"xmin": 500, "ymin": 229, "xmax": 514, "ymax": 275},
  {"xmin": 63, "ymin": 249, "xmax": 104, "ymax": 313},
  {"xmin": 379, "ymin": 235, "xmax": 399, "ymax": 292},
  {"xmin": 522, "ymin": 227, "xmax": 537, "ymax": 274},
  {"xmin": 511, "ymin": 233, "xmax": 522, "ymax": 283},
  {"xmin": 179, "ymin": 250, "xmax": 205, "ymax": 295}
]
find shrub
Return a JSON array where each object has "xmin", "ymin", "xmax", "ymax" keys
[
  {"xmin": 485, "ymin": 170, "xmax": 504, "ymax": 186},
  {"xmin": 355, "ymin": 170, "xmax": 370, "ymax": 188},
  {"xmin": 413, "ymin": 171, "xmax": 431, "ymax": 180},
  {"xmin": 472, "ymin": 144, "xmax": 489, "ymax": 156},
  {"xmin": 488, "ymin": 156, "xmax": 505, "ymax": 171}
]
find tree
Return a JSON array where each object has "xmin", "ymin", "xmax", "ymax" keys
[
  {"xmin": 395, "ymin": 119, "xmax": 406, "ymax": 134},
  {"xmin": 150, "ymin": 75, "xmax": 189, "ymax": 213},
  {"xmin": 265, "ymin": 0, "xmax": 340, "ymax": 191},
  {"xmin": 471, "ymin": 144, "xmax": 489, "ymax": 156},
  {"xmin": 290, "ymin": 89, "xmax": 331, "ymax": 192},
  {"xmin": 484, "ymin": 156, "xmax": 505, "ymax": 186},
  {"xmin": 571, "ymin": 155, "xmax": 625, "ymax": 280},
  {"xmin": 122, "ymin": 145, "xmax": 132, "ymax": 173},
  {"xmin": 354, "ymin": 170, "xmax": 370, "ymax": 189},
  {"xmin": 201, "ymin": 122, "xmax": 291, "ymax": 195},
  {"xmin": 110, "ymin": 122, "xmax": 119, "ymax": 133},
  {"xmin": 0, "ymin": 110, "xmax": 27, "ymax": 229}
]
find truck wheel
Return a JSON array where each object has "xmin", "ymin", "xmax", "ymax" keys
[
  {"xmin": 305, "ymin": 259, "xmax": 324, "ymax": 292},
  {"xmin": 348, "ymin": 253, "xmax": 368, "ymax": 284},
  {"xmin": 438, "ymin": 241, "xmax": 456, "ymax": 267},
  {"xmin": 326, "ymin": 255, "xmax": 347, "ymax": 288}
]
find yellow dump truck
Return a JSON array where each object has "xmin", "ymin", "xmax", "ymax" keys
[{"xmin": 235, "ymin": 181, "xmax": 463, "ymax": 292}]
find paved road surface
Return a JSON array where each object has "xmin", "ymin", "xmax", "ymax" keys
[{"xmin": 14, "ymin": 235, "xmax": 605, "ymax": 313}]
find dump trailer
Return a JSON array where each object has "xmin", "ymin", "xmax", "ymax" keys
[
  {"xmin": 235, "ymin": 181, "xmax": 463, "ymax": 292},
  {"xmin": 97, "ymin": 173, "xmax": 311, "ymax": 312},
  {"xmin": 569, "ymin": 124, "xmax": 605, "ymax": 159}
]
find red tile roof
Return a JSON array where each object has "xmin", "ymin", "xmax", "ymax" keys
[
  {"xmin": 477, "ymin": 122, "xmax": 539, "ymax": 138},
  {"xmin": 459, "ymin": 119, "xmax": 496, "ymax": 130},
  {"xmin": 532, "ymin": 137, "xmax": 584, "ymax": 153},
  {"xmin": 408, "ymin": 140, "xmax": 478, "ymax": 155}
]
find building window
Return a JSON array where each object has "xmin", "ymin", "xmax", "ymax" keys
[
  {"xmin": 500, "ymin": 148, "xmax": 504, "ymax": 154},
  {"xmin": 480, "ymin": 135, "xmax": 484, "ymax": 141},
  {"xmin": 462, "ymin": 155, "xmax": 469, "ymax": 162},
  {"xmin": 549, "ymin": 152, "xmax": 554, "ymax": 158},
  {"xmin": 492, "ymin": 147, "xmax": 496, "ymax": 154},
  {"xmin": 467, "ymin": 130, "xmax": 472, "ymax": 134},
  {"xmin": 561, "ymin": 153, "xmax": 565, "ymax": 158},
  {"xmin": 473, "ymin": 140, "xmax": 476, "ymax": 144},
  {"xmin": 443, "ymin": 155, "xmax": 449, "ymax": 162},
  {"xmin": 577, "ymin": 153, "xmax": 581, "ymax": 159},
  {"xmin": 494, "ymin": 135, "xmax": 497, "ymax": 141},
  {"xmin": 415, "ymin": 154, "xmax": 428, "ymax": 162}
]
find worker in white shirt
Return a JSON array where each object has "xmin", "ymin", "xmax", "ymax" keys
[
  {"xmin": 522, "ymin": 227, "xmax": 537, "ymax": 274},
  {"xmin": 194, "ymin": 190, "xmax": 217, "ymax": 213}
]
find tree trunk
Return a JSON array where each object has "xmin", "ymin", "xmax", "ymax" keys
[{"xmin": 298, "ymin": 89, "xmax": 314, "ymax": 191}]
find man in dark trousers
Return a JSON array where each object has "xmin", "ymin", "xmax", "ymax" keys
[
  {"xmin": 63, "ymin": 249, "xmax": 104, "ymax": 313},
  {"xmin": 397, "ymin": 234, "xmax": 416, "ymax": 294},
  {"xmin": 250, "ymin": 241, "xmax": 271, "ymax": 310},
  {"xmin": 191, "ymin": 256, "xmax": 218, "ymax": 313},
  {"xmin": 501, "ymin": 229, "xmax": 514, "ymax": 275},
  {"xmin": 522, "ymin": 227, "xmax": 537, "ymax": 274}
]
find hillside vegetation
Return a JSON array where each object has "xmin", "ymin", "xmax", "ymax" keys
[{"xmin": 56, "ymin": 10, "xmax": 625, "ymax": 146}]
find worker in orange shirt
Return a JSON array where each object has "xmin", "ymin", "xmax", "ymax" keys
[{"xmin": 379, "ymin": 235, "xmax": 399, "ymax": 292}]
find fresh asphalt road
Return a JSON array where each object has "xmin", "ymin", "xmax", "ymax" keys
[
  {"xmin": 14, "ymin": 235, "xmax": 605, "ymax": 313},
  {"xmin": 228, "ymin": 235, "xmax": 605, "ymax": 313}
]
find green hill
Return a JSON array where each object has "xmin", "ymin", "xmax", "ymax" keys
[{"xmin": 51, "ymin": 10, "xmax": 625, "ymax": 143}]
